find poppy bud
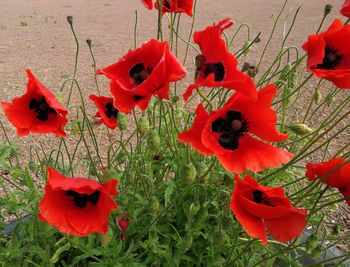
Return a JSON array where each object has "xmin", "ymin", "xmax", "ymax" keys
[
  {"xmin": 324, "ymin": 4, "xmax": 333, "ymax": 16},
  {"xmin": 116, "ymin": 214, "xmax": 130, "ymax": 241},
  {"xmin": 100, "ymin": 227, "xmax": 114, "ymax": 247},
  {"xmin": 288, "ymin": 69, "xmax": 298, "ymax": 89},
  {"xmin": 311, "ymin": 245, "xmax": 323, "ymax": 258},
  {"xmin": 179, "ymin": 236, "xmax": 193, "ymax": 252},
  {"xmin": 213, "ymin": 229, "xmax": 225, "ymax": 245},
  {"xmin": 150, "ymin": 196, "xmax": 160, "ymax": 214},
  {"xmin": 173, "ymin": 95, "xmax": 179, "ymax": 102},
  {"xmin": 117, "ymin": 113, "xmax": 128, "ymax": 131},
  {"xmin": 280, "ymin": 64, "xmax": 291, "ymax": 81},
  {"xmin": 86, "ymin": 39, "xmax": 92, "ymax": 47},
  {"xmin": 189, "ymin": 201, "xmax": 201, "ymax": 216},
  {"xmin": 50, "ymin": 243, "xmax": 71, "ymax": 264},
  {"xmin": 197, "ymin": 162, "xmax": 209, "ymax": 183},
  {"xmin": 147, "ymin": 130, "xmax": 161, "ymax": 150},
  {"xmin": 306, "ymin": 233, "xmax": 318, "ymax": 252},
  {"xmin": 313, "ymin": 89, "xmax": 322, "ymax": 104},
  {"xmin": 288, "ymin": 123, "xmax": 313, "ymax": 136},
  {"xmin": 332, "ymin": 224, "xmax": 340, "ymax": 234},
  {"xmin": 138, "ymin": 117, "xmax": 150, "ymax": 135},
  {"xmin": 67, "ymin": 16, "xmax": 73, "ymax": 25},
  {"xmin": 242, "ymin": 41, "xmax": 252, "ymax": 56},
  {"xmin": 183, "ymin": 163, "xmax": 197, "ymax": 184}
]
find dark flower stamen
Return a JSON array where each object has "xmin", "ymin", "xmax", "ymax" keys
[
  {"xmin": 133, "ymin": 95, "xmax": 144, "ymax": 102},
  {"xmin": 252, "ymin": 190, "xmax": 272, "ymax": 206},
  {"xmin": 104, "ymin": 102, "xmax": 119, "ymax": 118},
  {"xmin": 211, "ymin": 110, "xmax": 248, "ymax": 150},
  {"xmin": 29, "ymin": 97, "xmax": 57, "ymax": 121},
  {"xmin": 66, "ymin": 190, "xmax": 100, "ymax": 208},
  {"xmin": 129, "ymin": 63, "xmax": 152, "ymax": 85},
  {"xmin": 163, "ymin": 0, "xmax": 171, "ymax": 9},
  {"xmin": 204, "ymin": 63, "xmax": 225, "ymax": 81},
  {"xmin": 316, "ymin": 46, "xmax": 343, "ymax": 70}
]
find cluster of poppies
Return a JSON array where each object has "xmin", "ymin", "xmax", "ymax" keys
[{"xmin": 0, "ymin": 0, "xmax": 349, "ymax": 244}]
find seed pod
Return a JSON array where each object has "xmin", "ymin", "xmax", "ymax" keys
[
  {"xmin": 117, "ymin": 113, "xmax": 128, "ymax": 131},
  {"xmin": 183, "ymin": 163, "xmax": 197, "ymax": 184},
  {"xmin": 100, "ymin": 227, "xmax": 113, "ymax": 247},
  {"xmin": 147, "ymin": 130, "xmax": 161, "ymax": 150},
  {"xmin": 138, "ymin": 117, "xmax": 150, "ymax": 135},
  {"xmin": 324, "ymin": 4, "xmax": 333, "ymax": 16},
  {"xmin": 150, "ymin": 196, "xmax": 160, "ymax": 214},
  {"xmin": 288, "ymin": 123, "xmax": 313, "ymax": 136}
]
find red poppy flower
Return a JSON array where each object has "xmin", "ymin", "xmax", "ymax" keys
[
  {"xmin": 1, "ymin": 69, "xmax": 68, "ymax": 137},
  {"xmin": 230, "ymin": 175, "xmax": 307, "ymax": 245},
  {"xmin": 97, "ymin": 39, "xmax": 186, "ymax": 113},
  {"xmin": 38, "ymin": 167, "xmax": 118, "ymax": 236},
  {"xmin": 142, "ymin": 0, "xmax": 153, "ymax": 9},
  {"xmin": 306, "ymin": 158, "xmax": 350, "ymax": 206},
  {"xmin": 178, "ymin": 85, "xmax": 293, "ymax": 174},
  {"xmin": 183, "ymin": 18, "xmax": 257, "ymax": 101},
  {"xmin": 340, "ymin": 0, "xmax": 350, "ymax": 18},
  {"xmin": 155, "ymin": 0, "xmax": 194, "ymax": 16},
  {"xmin": 89, "ymin": 95, "xmax": 119, "ymax": 130},
  {"xmin": 302, "ymin": 19, "xmax": 350, "ymax": 89}
]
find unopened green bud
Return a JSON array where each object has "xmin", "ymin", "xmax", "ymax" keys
[
  {"xmin": 138, "ymin": 117, "xmax": 150, "ymax": 135},
  {"xmin": 150, "ymin": 196, "xmax": 160, "ymax": 214},
  {"xmin": 280, "ymin": 64, "xmax": 291, "ymax": 81},
  {"xmin": 288, "ymin": 69, "xmax": 298, "ymax": 89},
  {"xmin": 332, "ymin": 224, "xmax": 340, "ymax": 234},
  {"xmin": 288, "ymin": 123, "xmax": 313, "ymax": 136},
  {"xmin": 306, "ymin": 234, "xmax": 318, "ymax": 252},
  {"xmin": 117, "ymin": 113, "xmax": 128, "ymax": 131},
  {"xmin": 197, "ymin": 162, "xmax": 209, "ymax": 183},
  {"xmin": 324, "ymin": 4, "xmax": 333, "ymax": 16},
  {"xmin": 50, "ymin": 243, "xmax": 71, "ymax": 264},
  {"xmin": 314, "ymin": 90, "xmax": 322, "ymax": 104},
  {"xmin": 179, "ymin": 236, "xmax": 193, "ymax": 252},
  {"xmin": 100, "ymin": 227, "xmax": 113, "ymax": 247},
  {"xmin": 86, "ymin": 39, "xmax": 92, "ymax": 47},
  {"xmin": 311, "ymin": 245, "xmax": 323, "ymax": 258},
  {"xmin": 189, "ymin": 201, "xmax": 201, "ymax": 216},
  {"xmin": 147, "ymin": 130, "xmax": 161, "ymax": 150},
  {"xmin": 213, "ymin": 229, "xmax": 225, "ymax": 245},
  {"xmin": 183, "ymin": 163, "xmax": 197, "ymax": 184}
]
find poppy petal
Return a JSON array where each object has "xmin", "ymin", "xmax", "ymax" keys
[{"xmin": 177, "ymin": 104, "xmax": 213, "ymax": 155}]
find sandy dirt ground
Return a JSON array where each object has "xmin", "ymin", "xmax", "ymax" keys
[{"xmin": 0, "ymin": 0, "xmax": 349, "ymax": 251}]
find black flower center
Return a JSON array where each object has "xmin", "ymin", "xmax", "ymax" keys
[
  {"xmin": 129, "ymin": 63, "xmax": 152, "ymax": 85},
  {"xmin": 133, "ymin": 95, "xmax": 144, "ymax": 102},
  {"xmin": 104, "ymin": 102, "xmax": 119, "ymax": 118},
  {"xmin": 316, "ymin": 46, "xmax": 343, "ymax": 70},
  {"xmin": 163, "ymin": 0, "xmax": 171, "ymax": 8},
  {"xmin": 211, "ymin": 110, "xmax": 248, "ymax": 150},
  {"xmin": 66, "ymin": 190, "xmax": 100, "ymax": 208},
  {"xmin": 252, "ymin": 190, "xmax": 271, "ymax": 206},
  {"xmin": 29, "ymin": 97, "xmax": 57, "ymax": 121},
  {"xmin": 195, "ymin": 55, "xmax": 225, "ymax": 82}
]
